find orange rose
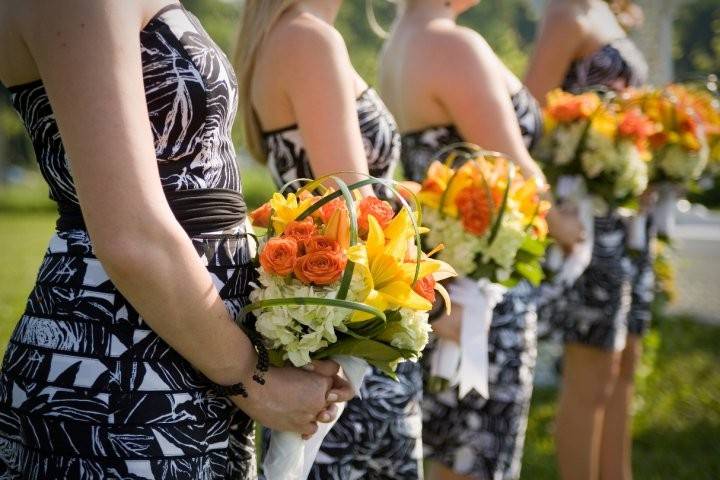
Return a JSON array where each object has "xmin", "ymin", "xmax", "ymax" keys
[
  {"xmin": 283, "ymin": 218, "xmax": 317, "ymax": 251},
  {"xmin": 294, "ymin": 251, "xmax": 347, "ymax": 286},
  {"xmin": 455, "ymin": 186, "xmax": 492, "ymax": 236},
  {"xmin": 618, "ymin": 109, "xmax": 655, "ymax": 143},
  {"xmin": 358, "ymin": 197, "xmax": 394, "ymax": 235},
  {"xmin": 548, "ymin": 93, "xmax": 599, "ymax": 123},
  {"xmin": 260, "ymin": 237, "xmax": 298, "ymax": 276},
  {"xmin": 413, "ymin": 275, "xmax": 436, "ymax": 303},
  {"xmin": 249, "ymin": 202, "xmax": 272, "ymax": 228},
  {"xmin": 305, "ymin": 235, "xmax": 341, "ymax": 254}
]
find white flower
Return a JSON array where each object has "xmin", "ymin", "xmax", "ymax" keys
[
  {"xmin": 251, "ymin": 267, "xmax": 359, "ymax": 367},
  {"xmin": 424, "ymin": 209, "xmax": 485, "ymax": 276},
  {"xmin": 390, "ymin": 309, "xmax": 431, "ymax": 355},
  {"xmin": 553, "ymin": 122, "xmax": 587, "ymax": 166},
  {"xmin": 658, "ymin": 144, "xmax": 708, "ymax": 183},
  {"xmin": 478, "ymin": 209, "xmax": 525, "ymax": 271},
  {"xmin": 614, "ymin": 141, "xmax": 648, "ymax": 198},
  {"xmin": 581, "ymin": 130, "xmax": 617, "ymax": 178}
]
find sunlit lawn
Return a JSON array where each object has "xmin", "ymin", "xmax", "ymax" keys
[{"xmin": 1, "ymin": 176, "xmax": 719, "ymax": 479}]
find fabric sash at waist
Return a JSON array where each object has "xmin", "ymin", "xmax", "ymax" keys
[{"xmin": 56, "ymin": 188, "xmax": 247, "ymax": 236}]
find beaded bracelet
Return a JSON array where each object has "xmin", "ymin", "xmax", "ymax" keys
[
  {"xmin": 245, "ymin": 328, "xmax": 269, "ymax": 386},
  {"xmin": 204, "ymin": 329, "xmax": 270, "ymax": 398}
]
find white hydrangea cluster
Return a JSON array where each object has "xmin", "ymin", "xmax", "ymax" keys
[
  {"xmin": 658, "ymin": 144, "xmax": 708, "ymax": 183},
  {"xmin": 423, "ymin": 208, "xmax": 484, "ymax": 276},
  {"xmin": 251, "ymin": 268, "xmax": 365, "ymax": 366},
  {"xmin": 478, "ymin": 208, "xmax": 525, "ymax": 278},
  {"xmin": 614, "ymin": 141, "xmax": 649, "ymax": 198},
  {"xmin": 389, "ymin": 309, "xmax": 432, "ymax": 355},
  {"xmin": 552, "ymin": 122, "xmax": 587, "ymax": 166},
  {"xmin": 581, "ymin": 130, "xmax": 619, "ymax": 178},
  {"xmin": 580, "ymin": 133, "xmax": 649, "ymax": 200}
]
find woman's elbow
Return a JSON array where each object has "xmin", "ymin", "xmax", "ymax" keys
[{"xmin": 90, "ymin": 224, "xmax": 182, "ymax": 277}]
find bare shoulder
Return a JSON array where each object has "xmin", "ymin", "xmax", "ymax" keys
[
  {"xmin": 426, "ymin": 24, "xmax": 497, "ymax": 73},
  {"xmin": 269, "ymin": 11, "xmax": 349, "ymax": 65},
  {"xmin": 543, "ymin": 0, "xmax": 586, "ymax": 36}
]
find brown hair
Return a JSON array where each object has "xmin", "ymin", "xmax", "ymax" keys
[{"xmin": 233, "ymin": 0, "xmax": 297, "ymax": 162}]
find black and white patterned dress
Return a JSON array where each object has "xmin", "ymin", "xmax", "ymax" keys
[
  {"xmin": 261, "ymin": 88, "xmax": 421, "ymax": 479},
  {"xmin": 264, "ymin": 88, "xmax": 399, "ymax": 198},
  {"xmin": 0, "ymin": 5, "xmax": 257, "ymax": 479},
  {"xmin": 557, "ymin": 37, "xmax": 653, "ymax": 349},
  {"xmin": 402, "ymin": 87, "xmax": 543, "ymax": 480}
]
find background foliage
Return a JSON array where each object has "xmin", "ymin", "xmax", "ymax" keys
[{"xmin": 1, "ymin": 0, "xmax": 718, "ymax": 198}]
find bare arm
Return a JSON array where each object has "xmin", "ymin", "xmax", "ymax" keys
[
  {"xmin": 433, "ymin": 28, "xmax": 543, "ymax": 181},
  {"xmin": 524, "ymin": 6, "xmax": 584, "ymax": 106},
  {"xmin": 20, "ymin": 0, "xmax": 345, "ymax": 435},
  {"xmin": 281, "ymin": 19, "xmax": 371, "ymax": 188}
]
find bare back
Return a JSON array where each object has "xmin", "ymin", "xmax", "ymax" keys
[
  {"xmin": 251, "ymin": 8, "xmax": 367, "ymax": 132},
  {"xmin": 379, "ymin": 17, "xmax": 523, "ymax": 133}
]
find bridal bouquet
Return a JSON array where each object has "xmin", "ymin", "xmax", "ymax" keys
[
  {"xmin": 416, "ymin": 147, "xmax": 549, "ymax": 397},
  {"xmin": 537, "ymin": 89, "xmax": 656, "ymax": 256},
  {"xmin": 665, "ymin": 84, "xmax": 720, "ymax": 169},
  {"xmin": 537, "ymin": 89, "xmax": 653, "ymax": 206},
  {"xmin": 622, "ymin": 86, "xmax": 711, "ymax": 239},
  {"xmin": 245, "ymin": 176, "xmax": 455, "ymax": 480}
]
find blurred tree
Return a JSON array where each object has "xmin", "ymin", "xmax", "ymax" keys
[
  {"xmin": 673, "ymin": 0, "xmax": 720, "ymax": 82},
  {"xmin": 0, "ymin": 0, "xmax": 716, "ymax": 176}
]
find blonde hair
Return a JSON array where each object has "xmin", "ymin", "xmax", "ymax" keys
[
  {"xmin": 234, "ymin": 0, "xmax": 297, "ymax": 162},
  {"xmin": 604, "ymin": 0, "xmax": 643, "ymax": 30},
  {"xmin": 366, "ymin": 0, "xmax": 405, "ymax": 39}
]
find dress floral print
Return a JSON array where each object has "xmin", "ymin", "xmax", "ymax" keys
[{"xmin": 0, "ymin": 5, "xmax": 256, "ymax": 479}]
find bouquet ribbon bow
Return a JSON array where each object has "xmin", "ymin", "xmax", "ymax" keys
[{"xmin": 430, "ymin": 277, "xmax": 506, "ymax": 399}]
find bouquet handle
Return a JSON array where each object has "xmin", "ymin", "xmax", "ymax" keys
[
  {"xmin": 626, "ymin": 212, "xmax": 648, "ymax": 252},
  {"xmin": 655, "ymin": 182, "xmax": 679, "ymax": 240},
  {"xmin": 546, "ymin": 176, "xmax": 594, "ymax": 286},
  {"xmin": 262, "ymin": 357, "xmax": 369, "ymax": 480},
  {"xmin": 429, "ymin": 278, "xmax": 506, "ymax": 399}
]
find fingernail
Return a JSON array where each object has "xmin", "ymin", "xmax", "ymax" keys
[
  {"xmin": 327, "ymin": 392, "xmax": 338, "ymax": 402},
  {"xmin": 320, "ymin": 413, "xmax": 330, "ymax": 422},
  {"xmin": 302, "ymin": 364, "xmax": 315, "ymax": 371}
]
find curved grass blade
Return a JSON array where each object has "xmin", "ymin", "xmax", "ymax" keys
[{"xmin": 239, "ymin": 297, "xmax": 387, "ymax": 323}]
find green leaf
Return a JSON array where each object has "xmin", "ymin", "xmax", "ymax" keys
[
  {"xmin": 313, "ymin": 337, "xmax": 412, "ymax": 369},
  {"xmin": 519, "ymin": 235, "xmax": 547, "ymax": 257},
  {"xmin": 268, "ymin": 349, "xmax": 286, "ymax": 367},
  {"xmin": 515, "ymin": 260, "xmax": 545, "ymax": 286}
]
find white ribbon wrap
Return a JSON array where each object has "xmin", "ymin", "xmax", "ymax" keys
[
  {"xmin": 655, "ymin": 182, "xmax": 679, "ymax": 239},
  {"xmin": 546, "ymin": 176, "xmax": 594, "ymax": 286},
  {"xmin": 626, "ymin": 212, "xmax": 648, "ymax": 251},
  {"xmin": 429, "ymin": 277, "xmax": 506, "ymax": 399},
  {"xmin": 262, "ymin": 356, "xmax": 369, "ymax": 480}
]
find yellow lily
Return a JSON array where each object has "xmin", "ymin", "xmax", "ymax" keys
[
  {"xmin": 269, "ymin": 192, "xmax": 315, "ymax": 234},
  {"xmin": 417, "ymin": 161, "xmax": 455, "ymax": 212},
  {"xmin": 347, "ymin": 214, "xmax": 437, "ymax": 321},
  {"xmin": 591, "ymin": 108, "xmax": 618, "ymax": 140}
]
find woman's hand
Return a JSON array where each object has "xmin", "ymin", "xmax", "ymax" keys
[
  {"xmin": 547, "ymin": 205, "xmax": 586, "ymax": 254},
  {"xmin": 233, "ymin": 360, "xmax": 354, "ymax": 437},
  {"xmin": 431, "ymin": 305, "xmax": 463, "ymax": 344}
]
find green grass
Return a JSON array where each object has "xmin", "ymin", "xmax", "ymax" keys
[
  {"xmin": 1, "ymin": 186, "xmax": 719, "ymax": 479},
  {"xmin": 523, "ymin": 318, "xmax": 720, "ymax": 479},
  {"xmin": 0, "ymin": 212, "xmax": 55, "ymax": 349},
  {"xmin": 0, "ymin": 172, "xmax": 55, "ymax": 213}
]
